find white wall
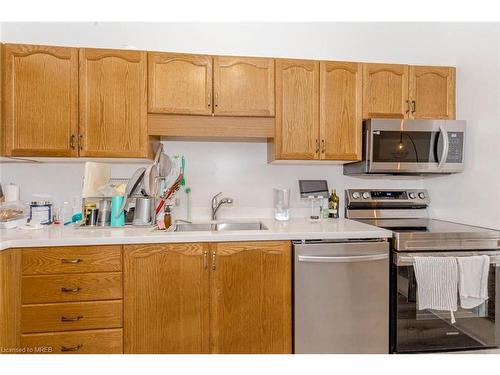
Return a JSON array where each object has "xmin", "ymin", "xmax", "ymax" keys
[{"xmin": 1, "ymin": 23, "xmax": 499, "ymax": 227}]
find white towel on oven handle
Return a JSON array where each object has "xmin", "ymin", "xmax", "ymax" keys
[
  {"xmin": 413, "ymin": 256, "xmax": 458, "ymax": 323},
  {"xmin": 457, "ymin": 255, "xmax": 490, "ymax": 309}
]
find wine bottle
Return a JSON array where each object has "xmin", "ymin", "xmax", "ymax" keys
[{"xmin": 328, "ymin": 189, "xmax": 340, "ymax": 219}]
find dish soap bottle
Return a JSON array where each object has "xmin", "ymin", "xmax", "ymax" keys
[{"xmin": 328, "ymin": 189, "xmax": 340, "ymax": 219}]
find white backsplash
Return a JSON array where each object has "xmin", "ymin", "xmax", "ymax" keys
[{"xmin": 0, "ymin": 140, "xmax": 424, "ymax": 221}]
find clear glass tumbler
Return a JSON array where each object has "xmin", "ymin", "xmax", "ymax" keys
[{"xmin": 273, "ymin": 188, "xmax": 290, "ymax": 221}]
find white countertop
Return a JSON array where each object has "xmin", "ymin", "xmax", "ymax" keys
[{"xmin": 0, "ymin": 218, "xmax": 391, "ymax": 251}]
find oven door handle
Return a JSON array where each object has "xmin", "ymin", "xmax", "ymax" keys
[
  {"xmin": 298, "ymin": 253, "xmax": 388, "ymax": 263},
  {"xmin": 438, "ymin": 125, "xmax": 449, "ymax": 168},
  {"xmin": 395, "ymin": 253, "xmax": 500, "ymax": 267}
]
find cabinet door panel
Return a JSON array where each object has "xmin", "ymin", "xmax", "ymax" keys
[
  {"xmin": 320, "ymin": 61, "xmax": 362, "ymax": 160},
  {"xmin": 210, "ymin": 241, "xmax": 291, "ymax": 354},
  {"xmin": 275, "ymin": 59, "xmax": 319, "ymax": 159},
  {"xmin": 409, "ymin": 66, "xmax": 455, "ymax": 119},
  {"xmin": 363, "ymin": 63, "xmax": 409, "ymax": 119},
  {"xmin": 148, "ymin": 53, "xmax": 212, "ymax": 115},
  {"xmin": 79, "ymin": 48, "xmax": 148, "ymax": 157},
  {"xmin": 3, "ymin": 44, "xmax": 78, "ymax": 157},
  {"xmin": 124, "ymin": 243, "xmax": 209, "ymax": 354},
  {"xmin": 214, "ymin": 56, "xmax": 274, "ymax": 116}
]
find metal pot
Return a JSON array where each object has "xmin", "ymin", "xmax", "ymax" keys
[{"xmin": 132, "ymin": 197, "xmax": 154, "ymax": 226}]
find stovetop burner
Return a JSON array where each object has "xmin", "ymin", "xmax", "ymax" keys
[{"xmin": 345, "ymin": 189, "xmax": 500, "ymax": 252}]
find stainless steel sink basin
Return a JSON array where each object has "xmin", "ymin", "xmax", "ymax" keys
[
  {"xmin": 173, "ymin": 222, "xmax": 268, "ymax": 232},
  {"xmin": 215, "ymin": 222, "xmax": 268, "ymax": 231},
  {"xmin": 172, "ymin": 223, "xmax": 213, "ymax": 232}
]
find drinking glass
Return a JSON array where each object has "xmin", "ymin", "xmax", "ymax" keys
[{"xmin": 273, "ymin": 188, "xmax": 290, "ymax": 221}]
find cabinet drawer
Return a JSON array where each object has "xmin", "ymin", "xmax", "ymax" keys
[
  {"xmin": 22, "ymin": 272, "xmax": 123, "ymax": 304},
  {"xmin": 21, "ymin": 328, "xmax": 123, "ymax": 354},
  {"xmin": 21, "ymin": 245, "xmax": 122, "ymax": 275},
  {"xmin": 22, "ymin": 300, "xmax": 123, "ymax": 333}
]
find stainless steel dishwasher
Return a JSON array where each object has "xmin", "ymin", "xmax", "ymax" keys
[{"xmin": 294, "ymin": 239, "xmax": 390, "ymax": 353}]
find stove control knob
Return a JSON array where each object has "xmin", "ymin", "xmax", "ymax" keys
[
  {"xmin": 362, "ymin": 192, "xmax": 370, "ymax": 199},
  {"xmin": 352, "ymin": 192, "xmax": 361, "ymax": 199},
  {"xmin": 409, "ymin": 192, "xmax": 416, "ymax": 199},
  {"xmin": 418, "ymin": 192, "xmax": 426, "ymax": 199}
]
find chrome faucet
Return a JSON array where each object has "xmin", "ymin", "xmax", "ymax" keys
[{"xmin": 211, "ymin": 192, "xmax": 233, "ymax": 220}]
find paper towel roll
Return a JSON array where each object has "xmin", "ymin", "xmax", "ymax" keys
[{"xmin": 5, "ymin": 183, "xmax": 20, "ymax": 202}]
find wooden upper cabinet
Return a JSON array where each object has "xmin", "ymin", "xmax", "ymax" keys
[
  {"xmin": 362, "ymin": 63, "xmax": 409, "ymax": 119},
  {"xmin": 79, "ymin": 48, "xmax": 148, "ymax": 157},
  {"xmin": 320, "ymin": 61, "xmax": 362, "ymax": 161},
  {"xmin": 409, "ymin": 66, "xmax": 455, "ymax": 119},
  {"xmin": 210, "ymin": 241, "xmax": 291, "ymax": 354},
  {"xmin": 148, "ymin": 53, "xmax": 213, "ymax": 115},
  {"xmin": 275, "ymin": 59, "xmax": 319, "ymax": 160},
  {"xmin": 213, "ymin": 56, "xmax": 274, "ymax": 116},
  {"xmin": 123, "ymin": 243, "xmax": 209, "ymax": 354},
  {"xmin": 2, "ymin": 44, "xmax": 79, "ymax": 157}
]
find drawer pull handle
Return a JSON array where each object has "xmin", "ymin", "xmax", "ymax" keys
[
  {"xmin": 61, "ymin": 315, "xmax": 83, "ymax": 322},
  {"xmin": 61, "ymin": 258, "xmax": 83, "ymax": 264},
  {"xmin": 61, "ymin": 344, "xmax": 83, "ymax": 352},
  {"xmin": 61, "ymin": 287, "xmax": 82, "ymax": 293}
]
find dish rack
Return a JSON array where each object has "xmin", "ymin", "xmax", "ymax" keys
[{"xmin": 80, "ymin": 176, "xmax": 167, "ymax": 227}]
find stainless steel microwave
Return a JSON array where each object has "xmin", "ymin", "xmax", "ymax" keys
[{"xmin": 343, "ymin": 119, "xmax": 466, "ymax": 175}]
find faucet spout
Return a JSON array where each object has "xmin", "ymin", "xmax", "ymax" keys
[{"xmin": 211, "ymin": 192, "xmax": 233, "ymax": 220}]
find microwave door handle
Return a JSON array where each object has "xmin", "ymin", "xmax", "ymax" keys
[{"xmin": 438, "ymin": 125, "xmax": 449, "ymax": 168}]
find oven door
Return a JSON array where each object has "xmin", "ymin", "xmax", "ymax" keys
[
  {"xmin": 366, "ymin": 119, "xmax": 465, "ymax": 174},
  {"xmin": 390, "ymin": 251, "xmax": 500, "ymax": 353}
]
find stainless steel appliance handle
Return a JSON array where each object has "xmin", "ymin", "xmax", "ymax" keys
[
  {"xmin": 298, "ymin": 253, "xmax": 388, "ymax": 263},
  {"xmin": 395, "ymin": 252, "xmax": 500, "ymax": 267},
  {"xmin": 438, "ymin": 125, "xmax": 449, "ymax": 168}
]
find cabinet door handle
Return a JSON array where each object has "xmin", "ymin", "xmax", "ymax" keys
[
  {"xmin": 207, "ymin": 93, "xmax": 212, "ymax": 108},
  {"xmin": 211, "ymin": 251, "xmax": 216, "ymax": 271},
  {"xmin": 61, "ymin": 287, "xmax": 82, "ymax": 293},
  {"xmin": 61, "ymin": 344, "xmax": 83, "ymax": 352},
  {"xmin": 61, "ymin": 258, "xmax": 83, "ymax": 264},
  {"xmin": 214, "ymin": 92, "xmax": 218, "ymax": 108},
  {"xmin": 69, "ymin": 134, "xmax": 76, "ymax": 150},
  {"xmin": 411, "ymin": 100, "xmax": 416, "ymax": 114},
  {"xmin": 406, "ymin": 100, "xmax": 411, "ymax": 114},
  {"xmin": 61, "ymin": 315, "xmax": 83, "ymax": 322},
  {"xmin": 78, "ymin": 134, "xmax": 83, "ymax": 150},
  {"xmin": 315, "ymin": 139, "xmax": 320, "ymax": 154},
  {"xmin": 203, "ymin": 250, "xmax": 208, "ymax": 269},
  {"xmin": 321, "ymin": 139, "xmax": 326, "ymax": 154}
]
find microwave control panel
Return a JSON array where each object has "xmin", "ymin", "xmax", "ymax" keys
[{"xmin": 446, "ymin": 132, "xmax": 464, "ymax": 163}]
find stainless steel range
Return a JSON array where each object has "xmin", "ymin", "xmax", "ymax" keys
[{"xmin": 345, "ymin": 189, "xmax": 500, "ymax": 353}]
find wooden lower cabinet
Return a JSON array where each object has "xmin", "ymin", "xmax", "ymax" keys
[
  {"xmin": 209, "ymin": 241, "xmax": 292, "ymax": 354},
  {"xmin": 21, "ymin": 329, "xmax": 123, "ymax": 354},
  {"xmin": 123, "ymin": 243, "xmax": 210, "ymax": 354},
  {"xmin": 1, "ymin": 242, "xmax": 291, "ymax": 354},
  {"xmin": 123, "ymin": 241, "xmax": 292, "ymax": 354},
  {"xmin": 0, "ymin": 245, "xmax": 124, "ymax": 354},
  {"xmin": 21, "ymin": 300, "xmax": 123, "ymax": 334},
  {"xmin": 22, "ymin": 272, "xmax": 122, "ymax": 304}
]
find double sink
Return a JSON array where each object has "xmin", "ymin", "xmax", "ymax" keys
[{"xmin": 173, "ymin": 222, "xmax": 268, "ymax": 232}]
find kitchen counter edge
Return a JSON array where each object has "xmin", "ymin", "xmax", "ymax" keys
[{"xmin": 0, "ymin": 218, "xmax": 393, "ymax": 251}]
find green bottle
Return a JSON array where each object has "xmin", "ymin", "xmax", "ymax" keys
[{"xmin": 328, "ymin": 189, "xmax": 339, "ymax": 219}]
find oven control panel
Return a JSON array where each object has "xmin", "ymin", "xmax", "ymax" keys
[{"xmin": 346, "ymin": 189, "xmax": 430, "ymax": 208}]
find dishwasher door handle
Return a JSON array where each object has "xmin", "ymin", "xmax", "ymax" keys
[{"xmin": 298, "ymin": 253, "xmax": 388, "ymax": 263}]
